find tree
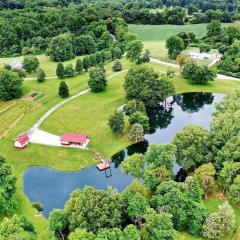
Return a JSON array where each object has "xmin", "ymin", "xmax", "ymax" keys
[
  {"xmin": 88, "ymin": 67, "xmax": 107, "ymax": 92},
  {"xmin": 129, "ymin": 124, "xmax": 144, "ymax": 143},
  {"xmin": 108, "ymin": 111, "xmax": 125, "ymax": 135},
  {"xmin": 121, "ymin": 153, "xmax": 145, "ymax": 179},
  {"xmin": 95, "ymin": 52, "xmax": 103, "ymax": 64},
  {"xmin": 176, "ymin": 54, "xmax": 187, "ymax": 73},
  {"xmin": 75, "ymin": 35, "xmax": 96, "ymax": 55},
  {"xmin": 124, "ymin": 65, "xmax": 175, "ymax": 108},
  {"xmin": 37, "ymin": 68, "xmax": 45, "ymax": 82},
  {"xmin": 83, "ymin": 56, "xmax": 91, "ymax": 71},
  {"xmin": 142, "ymin": 49, "xmax": 150, "ymax": 63},
  {"xmin": 125, "ymin": 192, "xmax": 148, "ymax": 227},
  {"xmin": 0, "ymin": 156, "xmax": 17, "ymax": 213},
  {"xmin": 126, "ymin": 40, "xmax": 143, "ymax": 64},
  {"xmin": 123, "ymin": 225, "xmax": 140, "ymax": 240},
  {"xmin": 202, "ymin": 202, "xmax": 235, "ymax": 239},
  {"xmin": 173, "ymin": 125, "xmax": 210, "ymax": 171},
  {"xmin": 141, "ymin": 208, "xmax": 177, "ymax": 240},
  {"xmin": 89, "ymin": 54, "xmax": 97, "ymax": 67},
  {"xmin": 182, "ymin": 60, "xmax": 216, "ymax": 84},
  {"xmin": 0, "ymin": 69, "xmax": 22, "ymax": 101},
  {"xmin": 207, "ymin": 20, "xmax": 222, "ymax": 37},
  {"xmin": 151, "ymin": 180, "xmax": 207, "ymax": 235},
  {"xmin": 96, "ymin": 228, "xmax": 123, "ymax": 240},
  {"xmin": 0, "ymin": 214, "xmax": 36, "ymax": 240},
  {"xmin": 64, "ymin": 186, "xmax": 124, "ymax": 233},
  {"xmin": 219, "ymin": 161, "xmax": 240, "ymax": 194},
  {"xmin": 58, "ymin": 81, "xmax": 69, "ymax": 98},
  {"xmin": 166, "ymin": 35, "xmax": 185, "ymax": 60},
  {"xmin": 68, "ymin": 228, "xmax": 95, "ymax": 240},
  {"xmin": 23, "ymin": 56, "xmax": 39, "ymax": 73},
  {"xmin": 199, "ymin": 43, "xmax": 211, "ymax": 53},
  {"xmin": 75, "ymin": 59, "xmax": 83, "ymax": 74},
  {"xmin": 125, "ymin": 100, "xmax": 146, "ymax": 116},
  {"xmin": 56, "ymin": 63, "xmax": 65, "ymax": 79},
  {"xmin": 194, "ymin": 163, "xmax": 216, "ymax": 198},
  {"xmin": 49, "ymin": 209, "xmax": 69, "ymax": 240},
  {"xmin": 229, "ymin": 176, "xmax": 240, "ymax": 205},
  {"xmin": 129, "ymin": 111, "xmax": 149, "ymax": 132},
  {"xmin": 48, "ymin": 33, "xmax": 74, "ymax": 61},
  {"xmin": 64, "ymin": 64, "xmax": 74, "ymax": 78},
  {"xmin": 112, "ymin": 60, "xmax": 122, "ymax": 72}
]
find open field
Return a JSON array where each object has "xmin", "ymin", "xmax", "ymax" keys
[
  {"xmin": 129, "ymin": 22, "xmax": 240, "ymax": 59},
  {"xmin": 0, "ymin": 56, "xmax": 240, "ymax": 239},
  {"xmin": 0, "ymin": 55, "xmax": 83, "ymax": 78}
]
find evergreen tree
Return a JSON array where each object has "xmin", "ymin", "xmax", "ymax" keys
[
  {"xmin": 108, "ymin": 111, "xmax": 125, "ymax": 135},
  {"xmin": 37, "ymin": 68, "xmax": 45, "ymax": 82},
  {"xmin": 75, "ymin": 59, "xmax": 83, "ymax": 74},
  {"xmin": 58, "ymin": 81, "xmax": 69, "ymax": 98},
  {"xmin": 83, "ymin": 56, "xmax": 91, "ymax": 71},
  {"xmin": 56, "ymin": 63, "xmax": 65, "ymax": 79}
]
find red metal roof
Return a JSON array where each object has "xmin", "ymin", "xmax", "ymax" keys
[
  {"xmin": 17, "ymin": 133, "xmax": 29, "ymax": 145},
  {"xmin": 60, "ymin": 133, "xmax": 88, "ymax": 144}
]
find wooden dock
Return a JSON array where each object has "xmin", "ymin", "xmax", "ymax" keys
[{"xmin": 96, "ymin": 160, "xmax": 110, "ymax": 171}]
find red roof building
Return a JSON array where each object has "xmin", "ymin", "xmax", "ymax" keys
[
  {"xmin": 60, "ymin": 133, "xmax": 88, "ymax": 146},
  {"xmin": 14, "ymin": 133, "xmax": 29, "ymax": 149}
]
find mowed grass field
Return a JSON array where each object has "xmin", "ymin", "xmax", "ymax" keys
[
  {"xmin": 0, "ymin": 55, "xmax": 240, "ymax": 239},
  {"xmin": 129, "ymin": 22, "xmax": 239, "ymax": 59}
]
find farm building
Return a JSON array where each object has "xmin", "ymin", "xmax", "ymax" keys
[
  {"xmin": 14, "ymin": 133, "xmax": 29, "ymax": 149},
  {"xmin": 60, "ymin": 133, "xmax": 89, "ymax": 147}
]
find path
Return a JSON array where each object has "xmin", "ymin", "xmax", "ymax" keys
[
  {"xmin": 150, "ymin": 57, "xmax": 240, "ymax": 82},
  {"xmin": 24, "ymin": 76, "xmax": 57, "ymax": 81},
  {"xmin": 28, "ymin": 70, "xmax": 128, "ymax": 147}
]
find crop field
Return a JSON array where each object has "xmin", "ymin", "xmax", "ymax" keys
[{"xmin": 129, "ymin": 22, "xmax": 239, "ymax": 59}]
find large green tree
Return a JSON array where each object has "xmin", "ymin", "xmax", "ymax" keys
[
  {"xmin": 23, "ymin": 56, "xmax": 39, "ymax": 73},
  {"xmin": 173, "ymin": 125, "xmax": 210, "ymax": 171},
  {"xmin": 48, "ymin": 33, "xmax": 74, "ymax": 61},
  {"xmin": 0, "ymin": 156, "xmax": 17, "ymax": 213},
  {"xmin": 124, "ymin": 65, "xmax": 175, "ymax": 108},
  {"xmin": 64, "ymin": 187, "xmax": 124, "ymax": 233},
  {"xmin": 166, "ymin": 35, "xmax": 185, "ymax": 60},
  {"xmin": 0, "ymin": 69, "xmax": 22, "ymax": 100},
  {"xmin": 0, "ymin": 214, "xmax": 36, "ymax": 240},
  {"xmin": 141, "ymin": 208, "xmax": 177, "ymax": 240},
  {"xmin": 126, "ymin": 40, "xmax": 143, "ymax": 64},
  {"xmin": 182, "ymin": 61, "xmax": 216, "ymax": 84},
  {"xmin": 88, "ymin": 67, "xmax": 107, "ymax": 92}
]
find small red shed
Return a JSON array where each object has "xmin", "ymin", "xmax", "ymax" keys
[
  {"xmin": 60, "ymin": 133, "xmax": 88, "ymax": 146},
  {"xmin": 14, "ymin": 133, "xmax": 29, "ymax": 149}
]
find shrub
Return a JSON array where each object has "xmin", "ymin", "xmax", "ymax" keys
[{"xmin": 112, "ymin": 60, "xmax": 122, "ymax": 71}]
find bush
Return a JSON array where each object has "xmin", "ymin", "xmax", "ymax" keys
[
  {"xmin": 182, "ymin": 60, "xmax": 216, "ymax": 84},
  {"xmin": 64, "ymin": 64, "xmax": 74, "ymax": 78},
  {"xmin": 32, "ymin": 202, "xmax": 43, "ymax": 212},
  {"xmin": 199, "ymin": 43, "xmax": 211, "ymax": 53},
  {"xmin": 23, "ymin": 56, "xmax": 39, "ymax": 73},
  {"xmin": 112, "ymin": 60, "xmax": 122, "ymax": 71},
  {"xmin": 37, "ymin": 68, "xmax": 45, "ymax": 82}
]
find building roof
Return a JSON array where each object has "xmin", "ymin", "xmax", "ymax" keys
[
  {"xmin": 17, "ymin": 133, "xmax": 29, "ymax": 145},
  {"xmin": 60, "ymin": 133, "xmax": 88, "ymax": 144}
]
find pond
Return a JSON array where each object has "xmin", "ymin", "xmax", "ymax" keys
[{"xmin": 23, "ymin": 92, "xmax": 225, "ymax": 217}]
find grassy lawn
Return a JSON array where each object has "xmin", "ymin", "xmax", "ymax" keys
[
  {"xmin": 0, "ymin": 55, "xmax": 83, "ymax": 77},
  {"xmin": 129, "ymin": 22, "xmax": 239, "ymax": 59},
  {"xmin": 0, "ymin": 56, "xmax": 240, "ymax": 239}
]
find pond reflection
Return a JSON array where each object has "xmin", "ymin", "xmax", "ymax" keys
[{"xmin": 23, "ymin": 93, "xmax": 225, "ymax": 217}]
